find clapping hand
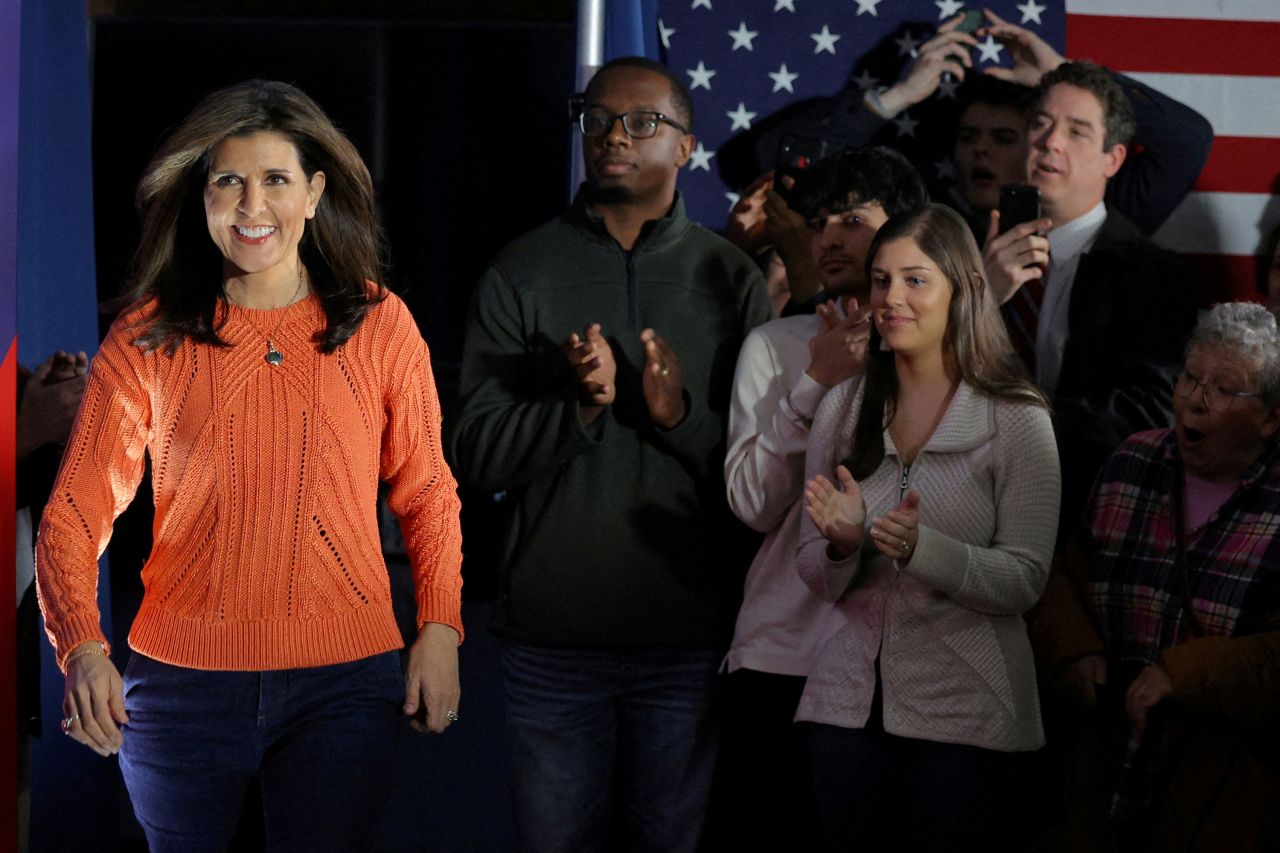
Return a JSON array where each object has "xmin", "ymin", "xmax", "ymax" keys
[
  {"xmin": 869, "ymin": 490, "xmax": 921, "ymax": 562},
  {"xmin": 565, "ymin": 323, "xmax": 617, "ymax": 425},
  {"xmin": 807, "ymin": 297, "xmax": 871, "ymax": 388},
  {"xmin": 805, "ymin": 465, "xmax": 867, "ymax": 560},
  {"xmin": 640, "ymin": 328, "xmax": 687, "ymax": 429}
]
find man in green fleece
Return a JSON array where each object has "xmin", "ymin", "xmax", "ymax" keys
[{"xmin": 452, "ymin": 56, "xmax": 772, "ymax": 852}]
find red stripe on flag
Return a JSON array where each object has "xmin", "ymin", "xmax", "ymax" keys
[
  {"xmin": 1195, "ymin": 137, "xmax": 1280, "ymax": 194},
  {"xmin": 1183, "ymin": 253, "xmax": 1264, "ymax": 307},
  {"xmin": 1, "ymin": 336, "xmax": 18, "ymax": 840},
  {"xmin": 1066, "ymin": 15, "xmax": 1280, "ymax": 77}
]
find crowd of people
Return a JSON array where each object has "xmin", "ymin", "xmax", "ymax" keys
[{"xmin": 21, "ymin": 9, "xmax": 1280, "ymax": 853}]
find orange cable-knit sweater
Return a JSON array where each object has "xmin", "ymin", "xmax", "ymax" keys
[{"xmin": 36, "ymin": 291, "xmax": 463, "ymax": 672}]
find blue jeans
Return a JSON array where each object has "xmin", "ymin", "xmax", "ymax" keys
[
  {"xmin": 118, "ymin": 651, "xmax": 403, "ymax": 853},
  {"xmin": 502, "ymin": 642, "xmax": 721, "ymax": 853}
]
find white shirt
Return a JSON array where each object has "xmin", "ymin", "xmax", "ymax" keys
[
  {"xmin": 724, "ymin": 313, "xmax": 850, "ymax": 676},
  {"xmin": 1036, "ymin": 201, "xmax": 1107, "ymax": 392}
]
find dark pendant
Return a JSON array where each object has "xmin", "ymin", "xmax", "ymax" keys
[{"xmin": 265, "ymin": 345, "xmax": 284, "ymax": 366}]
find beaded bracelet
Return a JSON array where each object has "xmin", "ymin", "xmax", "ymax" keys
[{"xmin": 65, "ymin": 642, "xmax": 106, "ymax": 667}]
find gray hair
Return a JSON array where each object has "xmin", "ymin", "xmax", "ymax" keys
[{"xmin": 1187, "ymin": 302, "xmax": 1280, "ymax": 405}]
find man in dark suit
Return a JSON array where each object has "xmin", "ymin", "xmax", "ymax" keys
[{"xmin": 984, "ymin": 60, "xmax": 1197, "ymax": 532}]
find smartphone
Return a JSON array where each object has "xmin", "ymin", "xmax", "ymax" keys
[
  {"xmin": 775, "ymin": 133, "xmax": 845, "ymax": 198},
  {"xmin": 954, "ymin": 8, "xmax": 984, "ymax": 34},
  {"xmin": 998, "ymin": 184, "xmax": 1042, "ymax": 234}
]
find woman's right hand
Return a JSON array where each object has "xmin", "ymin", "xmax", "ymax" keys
[
  {"xmin": 805, "ymin": 464, "xmax": 867, "ymax": 560},
  {"xmin": 62, "ymin": 643, "xmax": 128, "ymax": 756}
]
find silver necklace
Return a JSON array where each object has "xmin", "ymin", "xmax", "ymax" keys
[{"xmin": 227, "ymin": 267, "xmax": 306, "ymax": 366}]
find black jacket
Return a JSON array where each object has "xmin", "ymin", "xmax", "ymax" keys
[
  {"xmin": 451, "ymin": 192, "xmax": 772, "ymax": 647},
  {"xmin": 1054, "ymin": 207, "xmax": 1196, "ymax": 533}
]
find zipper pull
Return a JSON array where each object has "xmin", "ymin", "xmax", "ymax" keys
[{"xmin": 900, "ymin": 464, "xmax": 910, "ymax": 500}]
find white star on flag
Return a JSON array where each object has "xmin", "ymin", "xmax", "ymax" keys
[
  {"xmin": 691, "ymin": 0, "xmax": 712, "ymax": 9},
  {"xmin": 774, "ymin": 0, "xmax": 796, "ymax": 10},
  {"xmin": 658, "ymin": 19, "xmax": 675, "ymax": 49},
  {"xmin": 893, "ymin": 111, "xmax": 919, "ymax": 137},
  {"xmin": 728, "ymin": 21, "xmax": 759, "ymax": 51},
  {"xmin": 768, "ymin": 63, "xmax": 799, "ymax": 92},
  {"xmin": 726, "ymin": 192, "xmax": 741, "ymax": 211},
  {"xmin": 811, "ymin": 24, "xmax": 841, "ymax": 54},
  {"xmin": 895, "ymin": 31, "xmax": 921, "ymax": 57},
  {"xmin": 687, "ymin": 61, "xmax": 716, "ymax": 91},
  {"xmin": 688, "ymin": 142, "xmax": 715, "ymax": 171},
  {"xmin": 934, "ymin": 160, "xmax": 957, "ymax": 181},
  {"xmin": 727, "ymin": 102, "xmax": 758, "ymax": 131},
  {"xmin": 935, "ymin": 0, "xmax": 964, "ymax": 18},
  {"xmin": 1017, "ymin": 0, "xmax": 1047, "ymax": 25},
  {"xmin": 937, "ymin": 75, "xmax": 960, "ymax": 99},
  {"xmin": 976, "ymin": 35, "xmax": 1005, "ymax": 63},
  {"xmin": 855, "ymin": 0, "xmax": 881, "ymax": 16},
  {"xmin": 852, "ymin": 68, "xmax": 879, "ymax": 90}
]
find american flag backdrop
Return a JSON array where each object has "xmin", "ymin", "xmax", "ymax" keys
[
  {"xmin": 650, "ymin": 0, "xmax": 1280, "ymax": 304},
  {"xmin": 1064, "ymin": 0, "xmax": 1280, "ymax": 304}
]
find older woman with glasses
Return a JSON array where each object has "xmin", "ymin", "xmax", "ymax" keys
[{"xmin": 1030, "ymin": 301, "xmax": 1280, "ymax": 853}]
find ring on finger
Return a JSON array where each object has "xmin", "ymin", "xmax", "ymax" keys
[
  {"xmin": 659, "ymin": 365, "xmax": 671, "ymax": 377},
  {"xmin": 446, "ymin": 710, "xmax": 459, "ymax": 722},
  {"xmin": 61, "ymin": 712, "xmax": 80, "ymax": 734}
]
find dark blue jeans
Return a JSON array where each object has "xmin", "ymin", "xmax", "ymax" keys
[
  {"xmin": 118, "ymin": 650, "xmax": 403, "ymax": 853},
  {"xmin": 501, "ymin": 642, "xmax": 721, "ymax": 853}
]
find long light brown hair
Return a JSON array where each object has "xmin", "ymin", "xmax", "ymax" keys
[
  {"xmin": 123, "ymin": 80, "xmax": 385, "ymax": 353},
  {"xmin": 847, "ymin": 203, "xmax": 1049, "ymax": 480}
]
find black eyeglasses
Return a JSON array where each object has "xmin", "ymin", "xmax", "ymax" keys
[
  {"xmin": 578, "ymin": 108, "xmax": 689, "ymax": 139},
  {"xmin": 1174, "ymin": 369, "xmax": 1260, "ymax": 412}
]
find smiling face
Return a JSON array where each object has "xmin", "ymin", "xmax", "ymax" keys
[
  {"xmin": 582, "ymin": 65, "xmax": 693, "ymax": 208},
  {"xmin": 204, "ymin": 130, "xmax": 325, "ymax": 287},
  {"xmin": 869, "ymin": 236, "xmax": 953, "ymax": 360},
  {"xmin": 1174, "ymin": 344, "xmax": 1280, "ymax": 482},
  {"xmin": 954, "ymin": 102, "xmax": 1029, "ymax": 213},
  {"xmin": 809, "ymin": 201, "xmax": 889, "ymax": 299},
  {"xmin": 1027, "ymin": 83, "xmax": 1125, "ymax": 226}
]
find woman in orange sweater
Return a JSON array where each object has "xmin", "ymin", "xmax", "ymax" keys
[{"xmin": 36, "ymin": 80, "xmax": 464, "ymax": 851}]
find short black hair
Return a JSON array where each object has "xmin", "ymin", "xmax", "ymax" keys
[
  {"xmin": 956, "ymin": 75, "xmax": 1037, "ymax": 120},
  {"xmin": 1037, "ymin": 61, "xmax": 1135, "ymax": 150},
  {"xmin": 788, "ymin": 146, "xmax": 928, "ymax": 221},
  {"xmin": 585, "ymin": 57, "xmax": 695, "ymax": 133}
]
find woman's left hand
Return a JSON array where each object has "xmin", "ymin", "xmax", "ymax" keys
[
  {"xmin": 1125, "ymin": 663, "xmax": 1173, "ymax": 731},
  {"xmin": 403, "ymin": 622, "xmax": 461, "ymax": 734},
  {"xmin": 869, "ymin": 490, "xmax": 921, "ymax": 562}
]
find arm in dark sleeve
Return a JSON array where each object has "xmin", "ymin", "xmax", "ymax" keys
[
  {"xmin": 1104, "ymin": 71, "xmax": 1214, "ymax": 236},
  {"xmin": 1161, "ymin": 631, "xmax": 1280, "ymax": 729},
  {"xmin": 1054, "ymin": 243, "xmax": 1197, "ymax": 528},
  {"xmin": 449, "ymin": 265, "xmax": 605, "ymax": 493}
]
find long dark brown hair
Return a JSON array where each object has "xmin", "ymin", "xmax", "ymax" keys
[
  {"xmin": 847, "ymin": 204, "xmax": 1049, "ymax": 480},
  {"xmin": 122, "ymin": 80, "xmax": 385, "ymax": 353}
]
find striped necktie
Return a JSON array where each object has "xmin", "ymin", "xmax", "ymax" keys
[{"xmin": 1004, "ymin": 271, "xmax": 1046, "ymax": 374}]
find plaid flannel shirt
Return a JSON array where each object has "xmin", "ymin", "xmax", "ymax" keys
[{"xmin": 1084, "ymin": 428, "xmax": 1280, "ymax": 818}]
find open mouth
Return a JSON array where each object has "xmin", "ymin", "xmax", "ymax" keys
[
  {"xmin": 1181, "ymin": 424, "xmax": 1206, "ymax": 444},
  {"xmin": 969, "ymin": 167, "xmax": 996, "ymax": 183}
]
